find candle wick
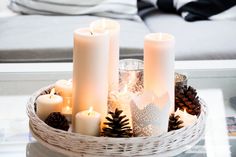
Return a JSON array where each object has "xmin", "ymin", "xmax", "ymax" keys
[{"xmin": 90, "ymin": 31, "xmax": 93, "ymax": 35}]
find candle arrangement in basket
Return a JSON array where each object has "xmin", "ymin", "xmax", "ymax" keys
[
  {"xmin": 34, "ymin": 18, "xmax": 202, "ymax": 139},
  {"xmin": 28, "ymin": 18, "xmax": 207, "ymax": 156}
]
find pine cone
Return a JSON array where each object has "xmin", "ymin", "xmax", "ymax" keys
[
  {"xmin": 102, "ymin": 108, "xmax": 132, "ymax": 138},
  {"xmin": 44, "ymin": 112, "xmax": 69, "ymax": 131},
  {"xmin": 168, "ymin": 113, "xmax": 184, "ymax": 131},
  {"xmin": 175, "ymin": 85, "xmax": 201, "ymax": 116}
]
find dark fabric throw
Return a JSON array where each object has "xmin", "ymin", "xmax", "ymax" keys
[{"xmin": 138, "ymin": 0, "xmax": 236, "ymax": 21}]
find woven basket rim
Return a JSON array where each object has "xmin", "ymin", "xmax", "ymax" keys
[{"xmin": 27, "ymin": 84, "xmax": 207, "ymax": 141}]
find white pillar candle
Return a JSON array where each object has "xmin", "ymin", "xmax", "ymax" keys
[
  {"xmin": 175, "ymin": 108, "xmax": 197, "ymax": 127},
  {"xmin": 55, "ymin": 79, "xmax": 72, "ymax": 97},
  {"xmin": 144, "ymin": 33, "xmax": 175, "ymax": 112},
  {"xmin": 90, "ymin": 19, "xmax": 120, "ymax": 91},
  {"xmin": 36, "ymin": 88, "xmax": 63, "ymax": 121},
  {"xmin": 75, "ymin": 107, "xmax": 101, "ymax": 136},
  {"xmin": 72, "ymin": 28, "xmax": 109, "ymax": 131}
]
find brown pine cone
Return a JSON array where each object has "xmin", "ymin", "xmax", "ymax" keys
[
  {"xmin": 102, "ymin": 108, "xmax": 132, "ymax": 138},
  {"xmin": 175, "ymin": 85, "xmax": 201, "ymax": 116},
  {"xmin": 44, "ymin": 112, "xmax": 69, "ymax": 131},
  {"xmin": 168, "ymin": 113, "xmax": 184, "ymax": 131}
]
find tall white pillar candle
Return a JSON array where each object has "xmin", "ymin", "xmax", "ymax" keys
[
  {"xmin": 72, "ymin": 28, "xmax": 109, "ymax": 131},
  {"xmin": 90, "ymin": 19, "xmax": 120, "ymax": 91},
  {"xmin": 36, "ymin": 88, "xmax": 63, "ymax": 121},
  {"xmin": 144, "ymin": 33, "xmax": 175, "ymax": 112},
  {"xmin": 75, "ymin": 107, "xmax": 101, "ymax": 136}
]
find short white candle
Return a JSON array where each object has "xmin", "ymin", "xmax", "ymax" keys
[
  {"xmin": 75, "ymin": 107, "xmax": 101, "ymax": 136},
  {"xmin": 175, "ymin": 108, "xmax": 197, "ymax": 127},
  {"xmin": 55, "ymin": 79, "xmax": 72, "ymax": 97},
  {"xmin": 90, "ymin": 19, "xmax": 120, "ymax": 91},
  {"xmin": 36, "ymin": 88, "xmax": 63, "ymax": 121}
]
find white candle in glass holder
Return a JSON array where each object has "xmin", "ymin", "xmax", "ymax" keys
[
  {"xmin": 36, "ymin": 88, "xmax": 63, "ymax": 121},
  {"xmin": 72, "ymin": 28, "xmax": 109, "ymax": 131},
  {"xmin": 108, "ymin": 85, "xmax": 133, "ymax": 128},
  {"xmin": 90, "ymin": 19, "xmax": 120, "ymax": 91},
  {"xmin": 75, "ymin": 107, "xmax": 101, "ymax": 136},
  {"xmin": 62, "ymin": 97, "xmax": 72, "ymax": 117},
  {"xmin": 119, "ymin": 59, "xmax": 144, "ymax": 93},
  {"xmin": 144, "ymin": 33, "xmax": 175, "ymax": 112},
  {"xmin": 55, "ymin": 80, "xmax": 73, "ymax": 117},
  {"xmin": 55, "ymin": 79, "xmax": 72, "ymax": 97}
]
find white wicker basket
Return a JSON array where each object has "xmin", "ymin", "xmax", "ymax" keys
[{"xmin": 27, "ymin": 85, "xmax": 207, "ymax": 157}]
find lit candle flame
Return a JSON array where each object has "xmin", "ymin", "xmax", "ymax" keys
[
  {"xmin": 50, "ymin": 88, "xmax": 55, "ymax": 98},
  {"xmin": 65, "ymin": 106, "xmax": 71, "ymax": 111},
  {"xmin": 88, "ymin": 106, "xmax": 93, "ymax": 116}
]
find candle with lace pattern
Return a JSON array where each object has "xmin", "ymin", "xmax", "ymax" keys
[
  {"xmin": 144, "ymin": 33, "xmax": 175, "ymax": 112},
  {"xmin": 90, "ymin": 19, "xmax": 120, "ymax": 91},
  {"xmin": 72, "ymin": 28, "xmax": 109, "ymax": 131},
  {"xmin": 36, "ymin": 88, "xmax": 63, "ymax": 121}
]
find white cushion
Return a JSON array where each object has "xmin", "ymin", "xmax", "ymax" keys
[{"xmin": 143, "ymin": 11, "xmax": 236, "ymax": 60}]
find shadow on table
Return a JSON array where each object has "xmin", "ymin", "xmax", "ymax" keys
[{"xmin": 26, "ymin": 142, "xmax": 67, "ymax": 157}]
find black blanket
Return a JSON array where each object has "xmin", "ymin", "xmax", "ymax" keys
[{"xmin": 138, "ymin": 0, "xmax": 236, "ymax": 21}]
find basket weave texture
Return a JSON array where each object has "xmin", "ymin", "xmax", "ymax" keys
[{"xmin": 27, "ymin": 85, "xmax": 207, "ymax": 156}]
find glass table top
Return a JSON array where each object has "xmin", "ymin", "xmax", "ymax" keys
[{"xmin": 0, "ymin": 60, "xmax": 236, "ymax": 157}]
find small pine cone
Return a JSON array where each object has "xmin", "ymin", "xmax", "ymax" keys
[
  {"xmin": 44, "ymin": 112, "xmax": 69, "ymax": 131},
  {"xmin": 175, "ymin": 85, "xmax": 201, "ymax": 116},
  {"xmin": 168, "ymin": 113, "xmax": 184, "ymax": 131},
  {"xmin": 102, "ymin": 108, "xmax": 132, "ymax": 138}
]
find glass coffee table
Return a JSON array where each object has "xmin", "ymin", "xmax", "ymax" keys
[{"xmin": 0, "ymin": 60, "xmax": 236, "ymax": 157}]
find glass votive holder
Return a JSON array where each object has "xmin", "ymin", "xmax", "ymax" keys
[
  {"xmin": 119, "ymin": 59, "xmax": 144, "ymax": 93},
  {"xmin": 175, "ymin": 72, "xmax": 188, "ymax": 86},
  {"xmin": 61, "ymin": 97, "xmax": 72, "ymax": 122}
]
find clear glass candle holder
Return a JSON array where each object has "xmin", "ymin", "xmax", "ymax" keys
[
  {"xmin": 175, "ymin": 72, "xmax": 188, "ymax": 86},
  {"xmin": 119, "ymin": 59, "xmax": 144, "ymax": 93},
  {"xmin": 61, "ymin": 97, "xmax": 72, "ymax": 121}
]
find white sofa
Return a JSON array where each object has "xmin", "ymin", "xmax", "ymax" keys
[{"xmin": 0, "ymin": 1, "xmax": 236, "ymax": 62}]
